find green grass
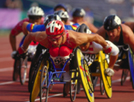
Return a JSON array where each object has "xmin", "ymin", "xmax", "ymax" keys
[{"xmin": 0, "ymin": 30, "xmax": 11, "ymax": 37}]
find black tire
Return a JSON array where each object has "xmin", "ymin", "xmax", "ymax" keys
[
  {"xmin": 19, "ymin": 57, "xmax": 28, "ymax": 85},
  {"xmin": 40, "ymin": 66, "xmax": 49, "ymax": 102},
  {"xmin": 121, "ymin": 69, "xmax": 129, "ymax": 86},
  {"xmin": 70, "ymin": 69, "xmax": 78, "ymax": 101},
  {"xmin": 100, "ymin": 77, "xmax": 105, "ymax": 95},
  {"xmin": 28, "ymin": 44, "xmax": 47, "ymax": 92},
  {"xmin": 13, "ymin": 59, "xmax": 20, "ymax": 81},
  {"xmin": 77, "ymin": 76, "xmax": 81, "ymax": 94}
]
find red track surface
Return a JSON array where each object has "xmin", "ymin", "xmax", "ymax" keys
[{"xmin": 0, "ymin": 36, "xmax": 134, "ymax": 102}]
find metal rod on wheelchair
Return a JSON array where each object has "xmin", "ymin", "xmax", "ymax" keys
[{"xmin": 49, "ymin": 57, "xmax": 71, "ymax": 78}]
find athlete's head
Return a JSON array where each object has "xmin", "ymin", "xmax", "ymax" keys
[
  {"xmin": 46, "ymin": 20, "xmax": 65, "ymax": 47},
  {"xmin": 76, "ymin": 24, "xmax": 92, "ymax": 51},
  {"xmin": 72, "ymin": 7, "xmax": 86, "ymax": 17},
  {"xmin": 44, "ymin": 14, "xmax": 61, "ymax": 27},
  {"xmin": 103, "ymin": 15, "xmax": 121, "ymax": 42},
  {"xmin": 103, "ymin": 15, "xmax": 121, "ymax": 31},
  {"xmin": 54, "ymin": 4, "xmax": 67, "ymax": 12},
  {"xmin": 27, "ymin": 6, "xmax": 44, "ymax": 24},
  {"xmin": 54, "ymin": 10, "xmax": 69, "ymax": 23}
]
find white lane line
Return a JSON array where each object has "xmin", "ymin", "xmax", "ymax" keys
[
  {"xmin": 0, "ymin": 79, "xmax": 29, "ymax": 85},
  {"xmin": 0, "ymin": 81, "xmax": 18, "ymax": 85},
  {"xmin": 0, "ymin": 67, "xmax": 13, "ymax": 72},
  {"xmin": 0, "ymin": 65, "xmax": 30, "ymax": 72},
  {"xmin": 25, "ymin": 76, "xmax": 130, "ymax": 102}
]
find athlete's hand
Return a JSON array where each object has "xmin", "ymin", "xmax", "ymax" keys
[
  {"xmin": 105, "ymin": 68, "xmax": 114, "ymax": 77},
  {"xmin": 11, "ymin": 51, "xmax": 17, "ymax": 59},
  {"xmin": 103, "ymin": 43, "xmax": 112, "ymax": 54}
]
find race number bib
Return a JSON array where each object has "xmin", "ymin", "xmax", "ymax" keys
[
  {"xmin": 83, "ymin": 54, "xmax": 96, "ymax": 65},
  {"xmin": 52, "ymin": 56, "xmax": 69, "ymax": 65}
]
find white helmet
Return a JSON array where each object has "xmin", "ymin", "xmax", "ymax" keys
[
  {"xmin": 54, "ymin": 10, "xmax": 69, "ymax": 19},
  {"xmin": 27, "ymin": 6, "xmax": 44, "ymax": 16}
]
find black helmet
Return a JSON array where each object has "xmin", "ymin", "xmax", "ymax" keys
[
  {"xmin": 72, "ymin": 8, "xmax": 86, "ymax": 17},
  {"xmin": 54, "ymin": 4, "xmax": 67, "ymax": 11},
  {"xmin": 103, "ymin": 15, "xmax": 121, "ymax": 31},
  {"xmin": 54, "ymin": 10, "xmax": 69, "ymax": 22},
  {"xmin": 76, "ymin": 24, "xmax": 92, "ymax": 34},
  {"xmin": 44, "ymin": 14, "xmax": 61, "ymax": 26}
]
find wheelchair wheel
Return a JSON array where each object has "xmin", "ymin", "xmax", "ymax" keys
[
  {"xmin": 77, "ymin": 75, "xmax": 81, "ymax": 94},
  {"xmin": 128, "ymin": 49, "xmax": 134, "ymax": 89},
  {"xmin": 30, "ymin": 58, "xmax": 46, "ymax": 102},
  {"xmin": 121, "ymin": 69, "xmax": 129, "ymax": 86},
  {"xmin": 99, "ymin": 51, "xmax": 112, "ymax": 98},
  {"xmin": 76, "ymin": 48, "xmax": 94, "ymax": 102},
  {"xmin": 70, "ymin": 69, "xmax": 78, "ymax": 102},
  {"xmin": 100, "ymin": 77, "xmax": 105, "ymax": 95},
  {"xmin": 19, "ymin": 57, "xmax": 28, "ymax": 85},
  {"xmin": 13, "ymin": 59, "xmax": 20, "ymax": 81},
  {"xmin": 40, "ymin": 62, "xmax": 49, "ymax": 102},
  {"xmin": 92, "ymin": 75, "xmax": 98, "ymax": 89}
]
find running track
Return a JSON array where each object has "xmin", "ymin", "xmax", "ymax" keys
[{"xmin": 0, "ymin": 35, "xmax": 134, "ymax": 102}]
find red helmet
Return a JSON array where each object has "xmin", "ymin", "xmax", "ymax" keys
[{"xmin": 46, "ymin": 20, "xmax": 64, "ymax": 36}]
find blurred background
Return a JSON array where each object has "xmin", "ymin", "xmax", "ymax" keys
[{"xmin": 0, "ymin": 0, "xmax": 134, "ymax": 36}]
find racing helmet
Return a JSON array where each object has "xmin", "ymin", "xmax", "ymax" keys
[
  {"xmin": 72, "ymin": 8, "xmax": 86, "ymax": 17},
  {"xmin": 103, "ymin": 15, "xmax": 121, "ymax": 31},
  {"xmin": 27, "ymin": 6, "xmax": 44, "ymax": 16},
  {"xmin": 46, "ymin": 20, "xmax": 64, "ymax": 36},
  {"xmin": 76, "ymin": 24, "xmax": 92, "ymax": 34},
  {"xmin": 44, "ymin": 14, "xmax": 61, "ymax": 26},
  {"xmin": 54, "ymin": 4, "xmax": 67, "ymax": 11},
  {"xmin": 54, "ymin": 10, "xmax": 69, "ymax": 22}
]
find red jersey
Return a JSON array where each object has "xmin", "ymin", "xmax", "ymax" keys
[{"xmin": 11, "ymin": 17, "xmax": 44, "ymax": 36}]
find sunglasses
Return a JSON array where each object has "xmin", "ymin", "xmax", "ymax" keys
[
  {"xmin": 47, "ymin": 33, "xmax": 63, "ymax": 41},
  {"xmin": 82, "ymin": 43, "xmax": 87, "ymax": 46}
]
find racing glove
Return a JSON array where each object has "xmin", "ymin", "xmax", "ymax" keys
[
  {"xmin": 18, "ymin": 45, "xmax": 25, "ymax": 55},
  {"xmin": 11, "ymin": 51, "xmax": 17, "ymax": 59},
  {"xmin": 103, "ymin": 43, "xmax": 112, "ymax": 54},
  {"xmin": 105, "ymin": 68, "xmax": 114, "ymax": 77}
]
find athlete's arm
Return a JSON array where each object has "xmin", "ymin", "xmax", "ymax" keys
[
  {"xmin": 9, "ymin": 33, "xmax": 17, "ymax": 51},
  {"xmin": 124, "ymin": 22, "xmax": 134, "ymax": 32},
  {"xmin": 22, "ymin": 22, "xmax": 30, "ymax": 35},
  {"xmin": 122, "ymin": 24, "xmax": 134, "ymax": 52},
  {"xmin": 26, "ymin": 23, "xmax": 45, "ymax": 32},
  {"xmin": 19, "ymin": 31, "xmax": 47, "ymax": 54},
  {"xmin": 9, "ymin": 23, "xmax": 22, "ymax": 51},
  {"xmin": 96, "ymin": 26, "xmax": 106, "ymax": 38},
  {"xmin": 105, "ymin": 40, "xmax": 119, "ymax": 69},
  {"xmin": 87, "ymin": 23, "xmax": 98, "ymax": 33},
  {"xmin": 69, "ymin": 30, "xmax": 107, "ymax": 48}
]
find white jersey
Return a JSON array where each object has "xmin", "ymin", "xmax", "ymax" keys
[{"xmin": 82, "ymin": 40, "xmax": 119, "ymax": 65}]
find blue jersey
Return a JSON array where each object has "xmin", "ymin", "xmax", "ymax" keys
[
  {"xmin": 26, "ymin": 23, "xmax": 45, "ymax": 32},
  {"xmin": 26, "ymin": 23, "xmax": 79, "ymax": 32},
  {"xmin": 65, "ymin": 23, "xmax": 79, "ymax": 31}
]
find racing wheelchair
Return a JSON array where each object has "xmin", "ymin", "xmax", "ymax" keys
[
  {"xmin": 77, "ymin": 51, "xmax": 112, "ymax": 98},
  {"xmin": 13, "ymin": 36, "xmax": 38, "ymax": 85},
  {"xmin": 30, "ymin": 48, "xmax": 94, "ymax": 102},
  {"xmin": 115, "ymin": 45, "xmax": 134, "ymax": 88}
]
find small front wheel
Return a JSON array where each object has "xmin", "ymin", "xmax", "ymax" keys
[{"xmin": 19, "ymin": 57, "xmax": 28, "ymax": 85}]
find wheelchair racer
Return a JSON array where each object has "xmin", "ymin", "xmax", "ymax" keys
[
  {"xmin": 71, "ymin": 7, "xmax": 98, "ymax": 33},
  {"xmin": 23, "ymin": 14, "xmax": 62, "ymax": 92},
  {"xmin": 9, "ymin": 6, "xmax": 45, "ymax": 81},
  {"xmin": 54, "ymin": 10, "xmax": 79, "ymax": 30},
  {"xmin": 18, "ymin": 19, "xmax": 114, "ymax": 97},
  {"xmin": 77, "ymin": 24, "xmax": 119, "ymax": 77},
  {"xmin": 97, "ymin": 15, "xmax": 134, "ymax": 70},
  {"xmin": 23, "ymin": 11, "xmax": 78, "ymax": 92}
]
